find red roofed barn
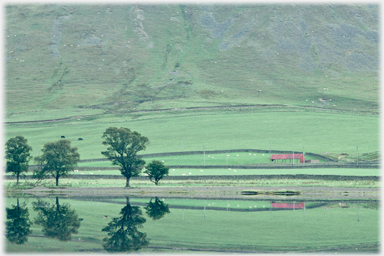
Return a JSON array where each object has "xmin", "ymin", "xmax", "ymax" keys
[{"xmin": 270, "ymin": 154, "xmax": 305, "ymax": 163}]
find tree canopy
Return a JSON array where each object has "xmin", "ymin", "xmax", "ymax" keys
[
  {"xmin": 102, "ymin": 127, "xmax": 149, "ymax": 187},
  {"xmin": 5, "ymin": 136, "xmax": 32, "ymax": 185},
  {"xmin": 144, "ymin": 160, "xmax": 169, "ymax": 185},
  {"xmin": 34, "ymin": 139, "xmax": 80, "ymax": 186}
]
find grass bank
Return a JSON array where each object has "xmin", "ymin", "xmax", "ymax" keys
[
  {"xmin": 5, "ymin": 177, "xmax": 379, "ymax": 189},
  {"xmin": 8, "ymin": 168, "xmax": 380, "ymax": 177}
]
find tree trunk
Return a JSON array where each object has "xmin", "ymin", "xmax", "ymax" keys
[
  {"xmin": 56, "ymin": 197, "xmax": 60, "ymax": 212},
  {"xmin": 126, "ymin": 177, "xmax": 130, "ymax": 187},
  {"xmin": 56, "ymin": 176, "xmax": 59, "ymax": 186},
  {"xmin": 16, "ymin": 198, "xmax": 20, "ymax": 215},
  {"xmin": 16, "ymin": 172, "xmax": 20, "ymax": 185}
]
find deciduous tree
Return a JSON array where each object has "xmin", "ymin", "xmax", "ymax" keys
[
  {"xmin": 144, "ymin": 160, "xmax": 169, "ymax": 185},
  {"xmin": 102, "ymin": 127, "xmax": 149, "ymax": 187},
  {"xmin": 5, "ymin": 136, "xmax": 32, "ymax": 185},
  {"xmin": 34, "ymin": 140, "xmax": 80, "ymax": 186}
]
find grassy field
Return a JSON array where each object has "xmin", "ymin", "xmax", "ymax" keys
[
  {"xmin": 74, "ymin": 168, "xmax": 380, "ymax": 177},
  {"xmin": 5, "ymin": 109, "xmax": 379, "ymax": 160},
  {"xmin": 76, "ymin": 152, "xmax": 326, "ymax": 167},
  {"xmin": 5, "ymin": 197, "xmax": 379, "ymax": 253},
  {"xmin": 4, "ymin": 4, "xmax": 379, "ymax": 183}
]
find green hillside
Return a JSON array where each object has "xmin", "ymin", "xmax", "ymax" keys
[
  {"xmin": 4, "ymin": 4, "xmax": 379, "ymax": 158},
  {"xmin": 5, "ymin": 4, "xmax": 379, "ymax": 118}
]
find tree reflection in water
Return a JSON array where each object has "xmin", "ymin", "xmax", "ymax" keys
[
  {"xmin": 102, "ymin": 197, "xmax": 149, "ymax": 252},
  {"xmin": 145, "ymin": 197, "xmax": 170, "ymax": 221},
  {"xmin": 32, "ymin": 197, "xmax": 81, "ymax": 241},
  {"xmin": 6, "ymin": 197, "xmax": 32, "ymax": 244}
]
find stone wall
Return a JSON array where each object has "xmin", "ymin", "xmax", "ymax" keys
[{"xmin": 77, "ymin": 149, "xmax": 337, "ymax": 163}]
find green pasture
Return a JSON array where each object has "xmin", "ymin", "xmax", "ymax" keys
[
  {"xmin": 162, "ymin": 168, "xmax": 380, "ymax": 177},
  {"xmin": 77, "ymin": 152, "xmax": 325, "ymax": 167},
  {"xmin": 5, "ymin": 197, "xmax": 379, "ymax": 252},
  {"xmin": 5, "ymin": 110, "xmax": 379, "ymax": 160}
]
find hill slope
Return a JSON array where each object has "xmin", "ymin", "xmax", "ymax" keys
[{"xmin": 5, "ymin": 3, "xmax": 379, "ymax": 120}]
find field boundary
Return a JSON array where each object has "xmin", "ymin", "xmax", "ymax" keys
[{"xmin": 77, "ymin": 149, "xmax": 337, "ymax": 162}]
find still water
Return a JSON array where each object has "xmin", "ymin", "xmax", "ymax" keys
[{"xmin": 5, "ymin": 196, "xmax": 379, "ymax": 253}]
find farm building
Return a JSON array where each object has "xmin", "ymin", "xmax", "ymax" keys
[
  {"xmin": 305, "ymin": 159, "xmax": 319, "ymax": 163},
  {"xmin": 270, "ymin": 154, "xmax": 305, "ymax": 163},
  {"xmin": 270, "ymin": 202, "xmax": 306, "ymax": 209}
]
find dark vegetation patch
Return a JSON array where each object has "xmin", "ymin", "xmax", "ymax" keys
[
  {"xmin": 177, "ymin": 80, "xmax": 193, "ymax": 85},
  {"xmin": 323, "ymin": 151, "xmax": 380, "ymax": 163},
  {"xmin": 197, "ymin": 89, "xmax": 221, "ymax": 99}
]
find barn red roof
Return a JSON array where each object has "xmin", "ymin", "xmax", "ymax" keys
[
  {"xmin": 270, "ymin": 154, "xmax": 303, "ymax": 160},
  {"xmin": 270, "ymin": 154, "xmax": 305, "ymax": 163},
  {"xmin": 271, "ymin": 202, "xmax": 306, "ymax": 209}
]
